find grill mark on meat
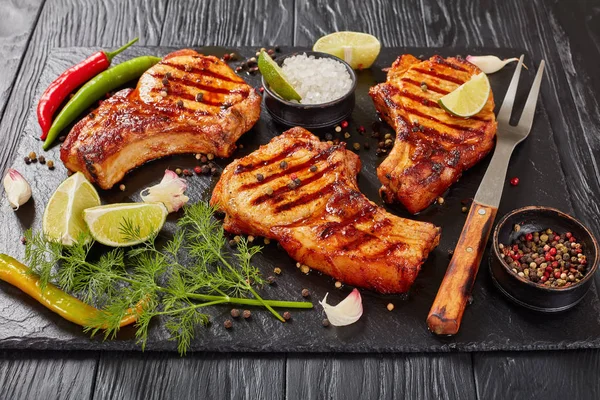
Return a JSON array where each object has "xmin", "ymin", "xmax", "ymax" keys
[
  {"xmin": 403, "ymin": 106, "xmax": 487, "ymax": 133},
  {"xmin": 401, "ymin": 78, "xmax": 450, "ymax": 95},
  {"xmin": 274, "ymin": 181, "xmax": 335, "ymax": 212},
  {"xmin": 149, "ymin": 87, "xmax": 225, "ymax": 108},
  {"xmin": 251, "ymin": 162, "xmax": 339, "ymax": 206},
  {"xmin": 149, "ymin": 72, "xmax": 250, "ymax": 98},
  {"xmin": 432, "ymin": 56, "xmax": 470, "ymax": 72},
  {"xmin": 240, "ymin": 146, "xmax": 338, "ymax": 191},
  {"xmin": 398, "ymin": 82, "xmax": 490, "ymax": 123},
  {"xmin": 411, "ymin": 67, "xmax": 466, "ymax": 85},
  {"xmin": 161, "ymin": 61, "xmax": 244, "ymax": 83},
  {"xmin": 371, "ymin": 241, "xmax": 409, "ymax": 258},
  {"xmin": 234, "ymin": 142, "xmax": 306, "ymax": 174},
  {"xmin": 340, "ymin": 230, "xmax": 378, "ymax": 251}
]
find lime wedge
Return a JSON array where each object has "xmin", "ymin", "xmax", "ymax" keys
[
  {"xmin": 313, "ymin": 31, "xmax": 381, "ymax": 69},
  {"xmin": 438, "ymin": 73, "xmax": 491, "ymax": 118},
  {"xmin": 83, "ymin": 202, "xmax": 168, "ymax": 247},
  {"xmin": 258, "ymin": 51, "xmax": 302, "ymax": 101},
  {"xmin": 42, "ymin": 172, "xmax": 101, "ymax": 245}
]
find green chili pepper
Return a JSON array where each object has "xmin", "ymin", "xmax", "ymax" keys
[
  {"xmin": 0, "ymin": 254, "xmax": 142, "ymax": 328},
  {"xmin": 42, "ymin": 55, "xmax": 162, "ymax": 150}
]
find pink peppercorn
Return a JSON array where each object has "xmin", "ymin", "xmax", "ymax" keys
[{"xmin": 510, "ymin": 177, "xmax": 519, "ymax": 186}]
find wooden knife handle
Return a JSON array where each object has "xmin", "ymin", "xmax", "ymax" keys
[{"xmin": 427, "ymin": 201, "xmax": 498, "ymax": 335}]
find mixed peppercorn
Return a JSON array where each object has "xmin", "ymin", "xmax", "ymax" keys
[{"xmin": 499, "ymin": 227, "xmax": 589, "ymax": 288}]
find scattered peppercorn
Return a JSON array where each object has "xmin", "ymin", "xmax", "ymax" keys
[
  {"xmin": 341, "ymin": 120, "xmax": 349, "ymax": 128},
  {"xmin": 274, "ymin": 267, "xmax": 282, "ymax": 275},
  {"xmin": 322, "ymin": 318, "xmax": 330, "ymax": 327},
  {"xmin": 264, "ymin": 238, "xmax": 271, "ymax": 245},
  {"xmin": 301, "ymin": 288, "xmax": 310, "ymax": 297},
  {"xmin": 224, "ymin": 319, "xmax": 233, "ymax": 329},
  {"xmin": 334, "ymin": 281, "xmax": 342, "ymax": 288},
  {"xmin": 29, "ymin": 152, "xmax": 37, "ymax": 160},
  {"xmin": 387, "ymin": 303, "xmax": 395, "ymax": 311},
  {"xmin": 256, "ymin": 173, "xmax": 264, "ymax": 182},
  {"xmin": 38, "ymin": 156, "xmax": 46, "ymax": 164},
  {"xmin": 344, "ymin": 132, "xmax": 351, "ymax": 139},
  {"xmin": 24, "ymin": 156, "xmax": 31, "ymax": 165},
  {"xmin": 195, "ymin": 92, "xmax": 204, "ymax": 102},
  {"xmin": 510, "ymin": 177, "xmax": 520, "ymax": 186},
  {"xmin": 20, "ymin": 237, "xmax": 27, "ymax": 245},
  {"xmin": 47, "ymin": 160, "xmax": 55, "ymax": 170},
  {"xmin": 175, "ymin": 168, "xmax": 182, "ymax": 175},
  {"xmin": 59, "ymin": 136, "xmax": 66, "ymax": 142},
  {"xmin": 300, "ymin": 265, "xmax": 310, "ymax": 274},
  {"xmin": 437, "ymin": 197, "xmax": 444, "ymax": 205},
  {"xmin": 462, "ymin": 206, "xmax": 468, "ymax": 213},
  {"xmin": 353, "ymin": 143, "xmax": 361, "ymax": 151},
  {"xmin": 119, "ymin": 184, "xmax": 126, "ymax": 191},
  {"xmin": 194, "ymin": 166, "xmax": 202, "ymax": 174},
  {"xmin": 335, "ymin": 126, "xmax": 342, "ymax": 133},
  {"xmin": 207, "ymin": 153, "xmax": 215, "ymax": 161},
  {"xmin": 498, "ymin": 228, "xmax": 588, "ymax": 288},
  {"xmin": 283, "ymin": 311, "xmax": 292, "ymax": 321},
  {"xmin": 243, "ymin": 310, "xmax": 252, "ymax": 319}
]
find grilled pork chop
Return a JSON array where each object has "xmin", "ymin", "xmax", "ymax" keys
[
  {"xmin": 210, "ymin": 127, "xmax": 441, "ymax": 294},
  {"xmin": 370, "ymin": 55, "xmax": 497, "ymax": 214},
  {"xmin": 61, "ymin": 49, "xmax": 261, "ymax": 189}
]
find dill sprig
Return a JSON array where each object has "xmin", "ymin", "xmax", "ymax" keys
[{"xmin": 24, "ymin": 201, "xmax": 312, "ymax": 355}]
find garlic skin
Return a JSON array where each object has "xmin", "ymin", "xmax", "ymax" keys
[
  {"xmin": 319, "ymin": 288, "xmax": 363, "ymax": 326},
  {"xmin": 140, "ymin": 169, "xmax": 189, "ymax": 213},
  {"xmin": 3, "ymin": 169, "xmax": 32, "ymax": 210},
  {"xmin": 466, "ymin": 55, "xmax": 519, "ymax": 74}
]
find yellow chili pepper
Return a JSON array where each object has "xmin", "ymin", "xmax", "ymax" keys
[{"xmin": 0, "ymin": 254, "xmax": 140, "ymax": 328}]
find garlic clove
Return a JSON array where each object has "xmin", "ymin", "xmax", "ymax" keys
[
  {"xmin": 140, "ymin": 169, "xmax": 189, "ymax": 213},
  {"xmin": 466, "ymin": 55, "xmax": 520, "ymax": 74},
  {"xmin": 3, "ymin": 169, "xmax": 32, "ymax": 210},
  {"xmin": 319, "ymin": 288, "xmax": 363, "ymax": 326}
]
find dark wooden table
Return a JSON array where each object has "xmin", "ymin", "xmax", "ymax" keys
[{"xmin": 1, "ymin": 0, "xmax": 599, "ymax": 398}]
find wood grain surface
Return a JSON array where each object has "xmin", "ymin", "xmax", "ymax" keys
[{"xmin": 0, "ymin": 0, "xmax": 599, "ymax": 399}]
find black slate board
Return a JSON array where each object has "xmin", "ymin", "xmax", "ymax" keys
[{"xmin": 0, "ymin": 46, "xmax": 599, "ymax": 353}]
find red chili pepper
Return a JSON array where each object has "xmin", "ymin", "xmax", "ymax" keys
[{"xmin": 37, "ymin": 37, "xmax": 139, "ymax": 139}]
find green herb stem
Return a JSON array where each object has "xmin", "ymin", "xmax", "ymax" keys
[
  {"xmin": 154, "ymin": 299, "xmax": 228, "ymax": 316},
  {"xmin": 185, "ymin": 293, "xmax": 313, "ymax": 309}
]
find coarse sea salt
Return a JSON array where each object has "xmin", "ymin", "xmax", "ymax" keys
[{"xmin": 281, "ymin": 54, "xmax": 352, "ymax": 104}]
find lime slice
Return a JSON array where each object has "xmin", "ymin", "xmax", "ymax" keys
[
  {"xmin": 258, "ymin": 51, "xmax": 302, "ymax": 101},
  {"xmin": 438, "ymin": 73, "xmax": 491, "ymax": 118},
  {"xmin": 42, "ymin": 172, "xmax": 101, "ymax": 245},
  {"xmin": 83, "ymin": 202, "xmax": 168, "ymax": 247},
  {"xmin": 313, "ymin": 31, "xmax": 381, "ymax": 69}
]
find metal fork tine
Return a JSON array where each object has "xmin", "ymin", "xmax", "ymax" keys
[
  {"xmin": 516, "ymin": 60, "xmax": 545, "ymax": 132},
  {"xmin": 497, "ymin": 54, "xmax": 525, "ymax": 123}
]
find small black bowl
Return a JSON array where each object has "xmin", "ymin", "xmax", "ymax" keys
[
  {"xmin": 261, "ymin": 51, "xmax": 357, "ymax": 129},
  {"xmin": 489, "ymin": 206, "xmax": 599, "ymax": 312}
]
